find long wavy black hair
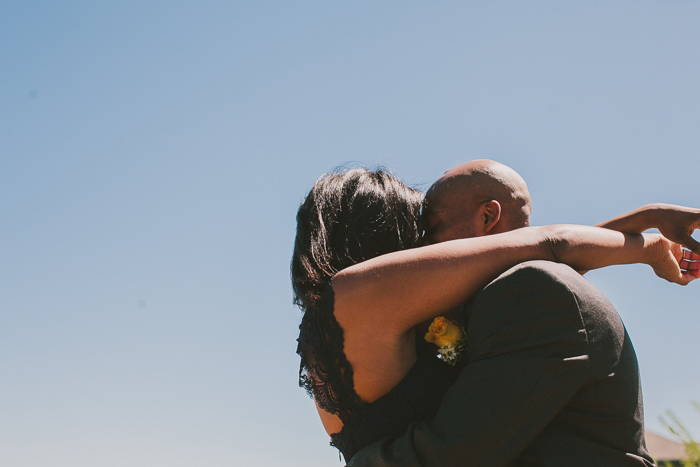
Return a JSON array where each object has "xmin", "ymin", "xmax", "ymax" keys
[{"xmin": 292, "ymin": 168, "xmax": 424, "ymax": 311}]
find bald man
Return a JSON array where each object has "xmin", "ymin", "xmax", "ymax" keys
[
  {"xmin": 423, "ymin": 160, "xmax": 532, "ymax": 244},
  {"xmin": 348, "ymin": 161, "xmax": 655, "ymax": 466}
]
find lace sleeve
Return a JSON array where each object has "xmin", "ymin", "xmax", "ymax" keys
[{"xmin": 296, "ymin": 285, "xmax": 364, "ymax": 422}]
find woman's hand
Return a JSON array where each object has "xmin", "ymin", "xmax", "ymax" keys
[{"xmin": 645, "ymin": 234, "xmax": 700, "ymax": 285}]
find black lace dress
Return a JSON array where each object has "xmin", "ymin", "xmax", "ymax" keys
[{"xmin": 297, "ymin": 286, "xmax": 460, "ymax": 463}]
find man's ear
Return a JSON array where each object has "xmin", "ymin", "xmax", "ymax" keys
[{"xmin": 482, "ymin": 200, "xmax": 502, "ymax": 234}]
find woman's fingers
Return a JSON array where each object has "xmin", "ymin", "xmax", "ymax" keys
[
  {"xmin": 659, "ymin": 244, "xmax": 700, "ymax": 284},
  {"xmin": 680, "ymin": 248, "xmax": 700, "ymax": 271}
]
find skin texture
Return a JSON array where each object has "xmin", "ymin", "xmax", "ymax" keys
[{"xmin": 423, "ymin": 160, "xmax": 532, "ymax": 244}]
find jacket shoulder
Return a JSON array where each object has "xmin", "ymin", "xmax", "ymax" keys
[{"xmin": 470, "ymin": 260, "xmax": 626, "ymax": 378}]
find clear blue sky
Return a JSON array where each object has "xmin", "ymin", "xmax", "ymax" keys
[{"xmin": 2, "ymin": 2, "xmax": 699, "ymax": 465}]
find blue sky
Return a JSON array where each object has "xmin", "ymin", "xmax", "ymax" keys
[{"xmin": 1, "ymin": 2, "xmax": 699, "ymax": 465}]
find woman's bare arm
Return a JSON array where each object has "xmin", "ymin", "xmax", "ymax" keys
[{"xmin": 333, "ymin": 224, "xmax": 694, "ymax": 337}]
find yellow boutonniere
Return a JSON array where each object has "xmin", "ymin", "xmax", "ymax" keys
[{"xmin": 425, "ymin": 317, "xmax": 467, "ymax": 366}]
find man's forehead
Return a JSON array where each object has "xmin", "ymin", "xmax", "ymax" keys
[
  {"xmin": 425, "ymin": 176, "xmax": 466, "ymax": 208},
  {"xmin": 423, "ymin": 195, "xmax": 460, "ymax": 221}
]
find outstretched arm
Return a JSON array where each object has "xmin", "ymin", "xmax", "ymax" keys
[{"xmin": 333, "ymin": 224, "xmax": 695, "ymax": 338}]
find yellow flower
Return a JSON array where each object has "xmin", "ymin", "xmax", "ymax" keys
[{"xmin": 424, "ymin": 317, "xmax": 464, "ymax": 348}]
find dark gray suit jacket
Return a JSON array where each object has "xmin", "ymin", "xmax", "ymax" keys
[{"xmin": 347, "ymin": 261, "xmax": 655, "ymax": 466}]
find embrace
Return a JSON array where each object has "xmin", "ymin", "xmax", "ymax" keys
[{"xmin": 291, "ymin": 161, "xmax": 700, "ymax": 466}]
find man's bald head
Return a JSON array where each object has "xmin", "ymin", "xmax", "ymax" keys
[{"xmin": 423, "ymin": 160, "xmax": 532, "ymax": 243}]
